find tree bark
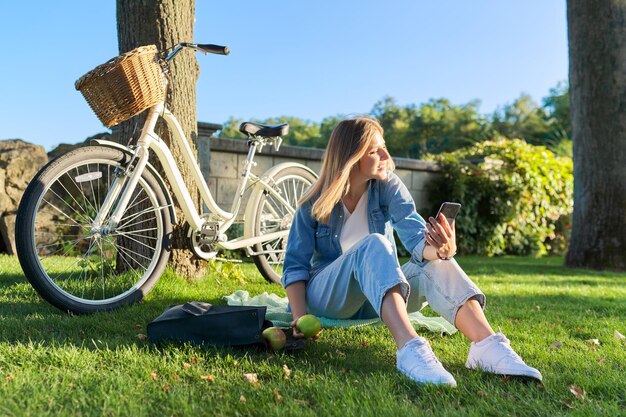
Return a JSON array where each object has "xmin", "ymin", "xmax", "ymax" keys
[
  {"xmin": 116, "ymin": 0, "xmax": 206, "ymax": 277},
  {"xmin": 565, "ymin": 0, "xmax": 626, "ymax": 270}
]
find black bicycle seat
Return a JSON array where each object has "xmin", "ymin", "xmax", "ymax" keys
[{"xmin": 239, "ymin": 122, "xmax": 289, "ymax": 137}]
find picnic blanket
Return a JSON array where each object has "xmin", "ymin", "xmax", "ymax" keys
[{"xmin": 224, "ymin": 290, "xmax": 457, "ymax": 335}]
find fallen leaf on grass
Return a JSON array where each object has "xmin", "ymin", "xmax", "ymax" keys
[
  {"xmin": 273, "ymin": 388, "xmax": 282, "ymax": 402},
  {"xmin": 150, "ymin": 371, "xmax": 158, "ymax": 380},
  {"xmin": 568, "ymin": 384, "xmax": 585, "ymax": 400},
  {"xmin": 162, "ymin": 383, "xmax": 171, "ymax": 393},
  {"xmin": 239, "ymin": 395, "xmax": 246, "ymax": 403},
  {"xmin": 586, "ymin": 339, "xmax": 600, "ymax": 346},
  {"xmin": 200, "ymin": 374, "xmax": 215, "ymax": 382},
  {"xmin": 244, "ymin": 373, "xmax": 260, "ymax": 388},
  {"xmin": 136, "ymin": 333, "xmax": 147, "ymax": 341},
  {"xmin": 360, "ymin": 341, "xmax": 370, "ymax": 347},
  {"xmin": 5, "ymin": 375, "xmax": 14, "ymax": 382},
  {"xmin": 596, "ymin": 358, "xmax": 606, "ymax": 364},
  {"xmin": 550, "ymin": 341, "xmax": 563, "ymax": 350},
  {"xmin": 477, "ymin": 390, "xmax": 487, "ymax": 398},
  {"xmin": 614, "ymin": 330, "xmax": 625, "ymax": 340},
  {"xmin": 335, "ymin": 349, "xmax": 346, "ymax": 358},
  {"xmin": 183, "ymin": 362, "xmax": 192, "ymax": 369},
  {"xmin": 294, "ymin": 399, "xmax": 310, "ymax": 407},
  {"xmin": 191, "ymin": 357, "xmax": 199, "ymax": 364},
  {"xmin": 134, "ymin": 323, "xmax": 142, "ymax": 329},
  {"xmin": 282, "ymin": 365, "xmax": 291, "ymax": 379}
]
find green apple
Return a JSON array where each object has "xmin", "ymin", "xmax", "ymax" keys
[
  {"xmin": 296, "ymin": 314, "xmax": 322, "ymax": 338},
  {"xmin": 262, "ymin": 327, "xmax": 286, "ymax": 351}
]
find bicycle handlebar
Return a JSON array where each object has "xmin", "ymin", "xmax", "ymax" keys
[
  {"xmin": 164, "ymin": 42, "xmax": 230, "ymax": 62},
  {"xmin": 195, "ymin": 43, "xmax": 230, "ymax": 55}
]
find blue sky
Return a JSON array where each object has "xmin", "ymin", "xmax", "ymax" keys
[{"xmin": 0, "ymin": 1, "xmax": 568, "ymax": 151}]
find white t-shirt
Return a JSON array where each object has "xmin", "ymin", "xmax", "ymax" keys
[{"xmin": 340, "ymin": 190, "xmax": 370, "ymax": 252}]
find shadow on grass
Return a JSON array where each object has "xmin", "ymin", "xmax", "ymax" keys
[
  {"xmin": 0, "ymin": 269, "xmax": 399, "ymax": 378},
  {"xmin": 0, "ymin": 268, "xmax": 231, "ymax": 350},
  {"xmin": 458, "ymin": 256, "xmax": 626, "ymax": 279}
]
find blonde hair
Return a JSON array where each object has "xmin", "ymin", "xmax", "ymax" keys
[{"xmin": 299, "ymin": 116, "xmax": 395, "ymax": 223}]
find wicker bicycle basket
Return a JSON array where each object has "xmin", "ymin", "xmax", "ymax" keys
[{"xmin": 75, "ymin": 45, "xmax": 166, "ymax": 128}]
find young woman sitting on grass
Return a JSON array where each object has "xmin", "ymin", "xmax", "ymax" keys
[{"xmin": 282, "ymin": 116, "xmax": 542, "ymax": 387}]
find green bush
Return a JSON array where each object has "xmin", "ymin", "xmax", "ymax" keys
[{"xmin": 425, "ymin": 138, "xmax": 573, "ymax": 256}]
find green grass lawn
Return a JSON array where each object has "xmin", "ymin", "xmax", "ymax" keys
[{"xmin": 0, "ymin": 254, "xmax": 625, "ymax": 417}]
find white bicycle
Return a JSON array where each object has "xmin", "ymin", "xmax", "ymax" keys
[{"xmin": 15, "ymin": 42, "xmax": 317, "ymax": 313}]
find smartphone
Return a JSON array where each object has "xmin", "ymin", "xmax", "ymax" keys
[{"xmin": 436, "ymin": 202, "xmax": 461, "ymax": 225}]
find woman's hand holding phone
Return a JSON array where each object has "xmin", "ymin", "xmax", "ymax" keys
[{"xmin": 424, "ymin": 213, "xmax": 457, "ymax": 260}]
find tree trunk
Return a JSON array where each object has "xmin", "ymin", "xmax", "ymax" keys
[
  {"xmin": 116, "ymin": 0, "xmax": 206, "ymax": 277},
  {"xmin": 565, "ymin": 0, "xmax": 626, "ymax": 270}
]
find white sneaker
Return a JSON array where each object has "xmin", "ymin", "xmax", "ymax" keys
[
  {"xmin": 466, "ymin": 333, "xmax": 542, "ymax": 381},
  {"xmin": 396, "ymin": 336, "xmax": 457, "ymax": 387}
]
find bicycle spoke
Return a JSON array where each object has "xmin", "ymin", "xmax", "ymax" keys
[
  {"xmin": 115, "ymin": 205, "xmax": 167, "ymax": 228},
  {"xmin": 113, "ymin": 231, "xmax": 157, "ymax": 252},
  {"xmin": 86, "ymin": 164, "xmax": 99, "ymax": 216},
  {"xmin": 35, "ymin": 232, "xmax": 84, "ymax": 239},
  {"xmin": 54, "ymin": 172, "xmax": 95, "ymax": 223},
  {"xmin": 115, "ymin": 246, "xmax": 144, "ymax": 281},
  {"xmin": 49, "ymin": 236, "xmax": 95, "ymax": 283},
  {"xmin": 42, "ymin": 197, "xmax": 88, "ymax": 228},
  {"xmin": 36, "ymin": 235, "xmax": 87, "ymax": 252},
  {"xmin": 97, "ymin": 236, "xmax": 105, "ymax": 299},
  {"xmin": 35, "ymin": 220, "xmax": 88, "ymax": 229},
  {"xmin": 261, "ymin": 197, "xmax": 282, "ymax": 220},
  {"xmin": 101, "ymin": 187, "xmax": 144, "ymax": 226},
  {"xmin": 115, "ymin": 247, "xmax": 149, "ymax": 279},
  {"xmin": 74, "ymin": 165, "xmax": 99, "ymax": 220},
  {"xmin": 113, "ymin": 230, "xmax": 159, "ymax": 241},
  {"xmin": 115, "ymin": 241, "xmax": 154, "ymax": 263},
  {"xmin": 115, "ymin": 216, "xmax": 157, "ymax": 231},
  {"xmin": 125, "ymin": 192, "xmax": 151, "ymax": 214}
]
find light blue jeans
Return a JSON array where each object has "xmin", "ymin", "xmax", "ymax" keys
[{"xmin": 305, "ymin": 233, "xmax": 485, "ymax": 326}]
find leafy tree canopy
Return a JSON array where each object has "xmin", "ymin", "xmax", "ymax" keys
[{"xmin": 217, "ymin": 82, "xmax": 571, "ymax": 158}]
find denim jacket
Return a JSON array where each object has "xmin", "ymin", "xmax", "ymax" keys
[{"xmin": 282, "ymin": 172, "xmax": 428, "ymax": 288}]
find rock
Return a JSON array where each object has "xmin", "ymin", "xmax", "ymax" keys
[
  {"xmin": 46, "ymin": 132, "xmax": 111, "ymax": 160},
  {"xmin": 0, "ymin": 140, "xmax": 48, "ymax": 254},
  {"xmin": 0, "ymin": 214, "xmax": 16, "ymax": 254}
]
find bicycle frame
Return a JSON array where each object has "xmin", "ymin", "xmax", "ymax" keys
[{"xmin": 96, "ymin": 101, "xmax": 297, "ymax": 252}]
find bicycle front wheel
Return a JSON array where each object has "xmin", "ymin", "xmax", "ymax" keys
[
  {"xmin": 16, "ymin": 146, "xmax": 172, "ymax": 313},
  {"xmin": 246, "ymin": 165, "xmax": 316, "ymax": 284}
]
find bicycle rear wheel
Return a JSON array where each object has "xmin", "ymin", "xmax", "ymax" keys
[
  {"xmin": 246, "ymin": 165, "xmax": 316, "ymax": 284},
  {"xmin": 16, "ymin": 146, "xmax": 172, "ymax": 313}
]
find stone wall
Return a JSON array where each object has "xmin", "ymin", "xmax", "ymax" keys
[{"xmin": 197, "ymin": 123, "xmax": 441, "ymax": 215}]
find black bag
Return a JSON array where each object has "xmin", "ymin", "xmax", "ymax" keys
[{"xmin": 147, "ymin": 301, "xmax": 304, "ymax": 350}]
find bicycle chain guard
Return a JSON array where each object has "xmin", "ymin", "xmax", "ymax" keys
[{"xmin": 187, "ymin": 214, "xmax": 222, "ymax": 260}]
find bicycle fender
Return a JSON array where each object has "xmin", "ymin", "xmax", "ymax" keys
[
  {"xmin": 243, "ymin": 162, "xmax": 317, "ymax": 240},
  {"xmin": 89, "ymin": 139, "xmax": 178, "ymax": 224},
  {"xmin": 257, "ymin": 162, "xmax": 317, "ymax": 180}
]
